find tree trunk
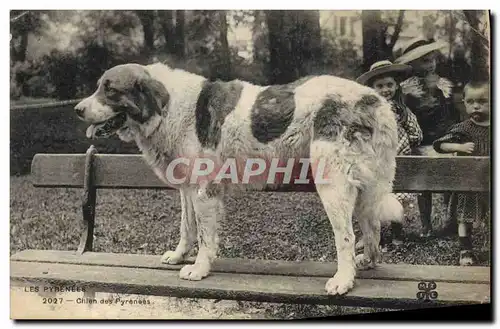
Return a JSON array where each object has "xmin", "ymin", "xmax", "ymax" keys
[
  {"xmin": 447, "ymin": 11, "xmax": 456, "ymax": 58},
  {"xmin": 422, "ymin": 14, "xmax": 437, "ymax": 40},
  {"xmin": 174, "ymin": 10, "xmax": 186, "ymax": 58},
  {"xmin": 213, "ymin": 10, "xmax": 232, "ymax": 80},
  {"xmin": 293, "ymin": 10, "xmax": 322, "ymax": 77},
  {"xmin": 11, "ymin": 33, "xmax": 29, "ymax": 62},
  {"xmin": 136, "ymin": 10, "xmax": 156, "ymax": 55},
  {"xmin": 388, "ymin": 10, "xmax": 405, "ymax": 50},
  {"xmin": 266, "ymin": 10, "xmax": 321, "ymax": 84},
  {"xmin": 267, "ymin": 10, "xmax": 295, "ymax": 84},
  {"xmin": 10, "ymin": 11, "xmax": 34, "ymax": 62},
  {"xmin": 18, "ymin": 33, "xmax": 28, "ymax": 62},
  {"xmin": 252, "ymin": 10, "xmax": 268, "ymax": 64},
  {"xmin": 158, "ymin": 10, "xmax": 176, "ymax": 54},
  {"xmin": 361, "ymin": 10, "xmax": 386, "ymax": 71}
]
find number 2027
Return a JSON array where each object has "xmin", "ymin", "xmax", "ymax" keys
[{"xmin": 43, "ymin": 297, "xmax": 63, "ymax": 304}]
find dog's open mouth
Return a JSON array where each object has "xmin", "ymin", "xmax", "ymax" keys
[{"xmin": 86, "ymin": 112, "xmax": 127, "ymax": 139}]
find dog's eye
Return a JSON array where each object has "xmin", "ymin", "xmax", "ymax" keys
[{"xmin": 104, "ymin": 83, "xmax": 120, "ymax": 97}]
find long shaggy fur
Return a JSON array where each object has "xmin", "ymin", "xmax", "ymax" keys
[{"xmin": 74, "ymin": 62, "xmax": 399, "ymax": 295}]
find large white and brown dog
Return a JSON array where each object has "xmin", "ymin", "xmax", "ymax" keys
[{"xmin": 74, "ymin": 62, "xmax": 401, "ymax": 295}]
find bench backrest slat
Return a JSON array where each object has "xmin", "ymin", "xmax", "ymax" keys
[{"xmin": 31, "ymin": 154, "xmax": 490, "ymax": 192}]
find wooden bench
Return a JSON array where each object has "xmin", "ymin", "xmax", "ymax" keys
[{"xmin": 10, "ymin": 145, "xmax": 491, "ymax": 310}]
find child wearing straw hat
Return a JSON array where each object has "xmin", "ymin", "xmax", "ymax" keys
[
  {"xmin": 395, "ymin": 38, "xmax": 461, "ymax": 238},
  {"xmin": 356, "ymin": 60, "xmax": 423, "ymax": 248}
]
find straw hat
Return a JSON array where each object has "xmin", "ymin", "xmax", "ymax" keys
[
  {"xmin": 394, "ymin": 37, "xmax": 448, "ymax": 65},
  {"xmin": 356, "ymin": 60, "xmax": 412, "ymax": 86}
]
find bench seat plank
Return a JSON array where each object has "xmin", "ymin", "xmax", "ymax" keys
[
  {"xmin": 11, "ymin": 250, "xmax": 490, "ymax": 284},
  {"xmin": 31, "ymin": 154, "xmax": 490, "ymax": 192},
  {"xmin": 10, "ymin": 260, "xmax": 490, "ymax": 308}
]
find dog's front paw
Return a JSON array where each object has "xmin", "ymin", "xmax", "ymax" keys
[
  {"xmin": 179, "ymin": 264, "xmax": 210, "ymax": 281},
  {"xmin": 161, "ymin": 250, "xmax": 186, "ymax": 265},
  {"xmin": 355, "ymin": 253, "xmax": 376, "ymax": 270},
  {"xmin": 325, "ymin": 271, "xmax": 355, "ymax": 295}
]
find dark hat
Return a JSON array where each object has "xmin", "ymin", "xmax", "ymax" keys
[{"xmin": 356, "ymin": 60, "xmax": 412, "ymax": 85}]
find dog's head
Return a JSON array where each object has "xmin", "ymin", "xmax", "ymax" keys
[{"xmin": 75, "ymin": 63, "xmax": 170, "ymax": 139}]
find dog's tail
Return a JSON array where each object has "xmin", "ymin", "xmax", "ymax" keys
[{"xmin": 378, "ymin": 193, "xmax": 404, "ymax": 224}]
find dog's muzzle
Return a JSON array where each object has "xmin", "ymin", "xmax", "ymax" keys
[
  {"xmin": 75, "ymin": 98, "xmax": 128, "ymax": 139},
  {"xmin": 85, "ymin": 112, "xmax": 128, "ymax": 139}
]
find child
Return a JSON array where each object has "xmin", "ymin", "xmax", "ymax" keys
[
  {"xmin": 395, "ymin": 38, "xmax": 461, "ymax": 238},
  {"xmin": 356, "ymin": 60, "xmax": 423, "ymax": 247},
  {"xmin": 433, "ymin": 80, "xmax": 490, "ymax": 265}
]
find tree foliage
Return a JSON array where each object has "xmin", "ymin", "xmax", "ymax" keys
[
  {"xmin": 462, "ymin": 10, "xmax": 489, "ymax": 81},
  {"xmin": 416, "ymin": 10, "xmax": 489, "ymax": 83},
  {"xmin": 10, "ymin": 10, "xmax": 489, "ymax": 101}
]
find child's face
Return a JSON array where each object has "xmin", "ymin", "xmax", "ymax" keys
[
  {"xmin": 464, "ymin": 85, "xmax": 490, "ymax": 122},
  {"xmin": 409, "ymin": 53, "xmax": 437, "ymax": 76},
  {"xmin": 372, "ymin": 76, "xmax": 398, "ymax": 100}
]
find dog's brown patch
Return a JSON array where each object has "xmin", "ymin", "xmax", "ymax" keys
[
  {"xmin": 313, "ymin": 97, "xmax": 347, "ymax": 140},
  {"xmin": 195, "ymin": 80, "xmax": 244, "ymax": 150},
  {"xmin": 250, "ymin": 76, "xmax": 314, "ymax": 143}
]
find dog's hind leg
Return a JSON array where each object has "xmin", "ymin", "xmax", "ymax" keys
[
  {"xmin": 161, "ymin": 188, "xmax": 197, "ymax": 264},
  {"xmin": 311, "ymin": 142, "xmax": 359, "ymax": 295},
  {"xmin": 354, "ymin": 188, "xmax": 402, "ymax": 270},
  {"xmin": 179, "ymin": 183, "xmax": 223, "ymax": 280}
]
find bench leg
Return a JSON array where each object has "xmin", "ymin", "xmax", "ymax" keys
[
  {"xmin": 78, "ymin": 145, "xmax": 97, "ymax": 254},
  {"xmin": 418, "ymin": 192, "xmax": 433, "ymax": 236},
  {"xmin": 78, "ymin": 186, "xmax": 96, "ymax": 254}
]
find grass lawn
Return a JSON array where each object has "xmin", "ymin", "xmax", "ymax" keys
[{"xmin": 10, "ymin": 172, "xmax": 490, "ymax": 319}]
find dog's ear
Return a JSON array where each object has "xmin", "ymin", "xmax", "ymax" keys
[
  {"xmin": 135, "ymin": 77, "xmax": 170, "ymax": 115},
  {"xmin": 121, "ymin": 76, "xmax": 170, "ymax": 123}
]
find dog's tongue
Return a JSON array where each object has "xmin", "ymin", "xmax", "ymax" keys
[
  {"xmin": 86, "ymin": 123, "xmax": 106, "ymax": 139},
  {"xmin": 85, "ymin": 114, "xmax": 126, "ymax": 139}
]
